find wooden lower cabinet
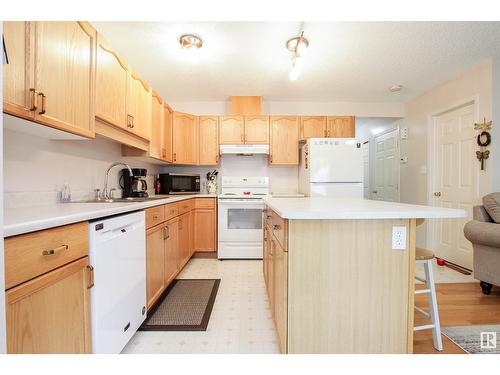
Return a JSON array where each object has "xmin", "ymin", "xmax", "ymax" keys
[
  {"xmin": 272, "ymin": 238, "xmax": 288, "ymax": 354},
  {"xmin": 164, "ymin": 217, "xmax": 180, "ymax": 286},
  {"xmin": 264, "ymin": 213, "xmax": 288, "ymax": 354},
  {"xmin": 145, "ymin": 199, "xmax": 213, "ymax": 311},
  {"xmin": 194, "ymin": 208, "xmax": 216, "ymax": 252},
  {"xmin": 6, "ymin": 257, "xmax": 92, "ymax": 354},
  {"xmin": 146, "ymin": 223, "xmax": 166, "ymax": 309},
  {"xmin": 178, "ymin": 212, "xmax": 191, "ymax": 266}
]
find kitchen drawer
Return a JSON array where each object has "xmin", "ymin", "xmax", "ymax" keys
[
  {"xmin": 4, "ymin": 222, "xmax": 89, "ymax": 290},
  {"xmin": 178, "ymin": 199, "xmax": 194, "ymax": 215},
  {"xmin": 164, "ymin": 202, "xmax": 179, "ymax": 220},
  {"xmin": 146, "ymin": 205, "xmax": 166, "ymax": 229},
  {"xmin": 271, "ymin": 210, "xmax": 288, "ymax": 251},
  {"xmin": 194, "ymin": 198, "xmax": 216, "ymax": 209}
]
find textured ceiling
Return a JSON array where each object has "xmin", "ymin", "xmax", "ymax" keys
[{"xmin": 92, "ymin": 22, "xmax": 500, "ymax": 103}]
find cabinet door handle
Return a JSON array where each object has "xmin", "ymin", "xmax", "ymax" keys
[
  {"xmin": 269, "ymin": 155, "xmax": 273, "ymax": 163},
  {"xmin": 163, "ymin": 226, "xmax": 170, "ymax": 240},
  {"xmin": 273, "ymin": 224, "xmax": 281, "ymax": 231},
  {"xmin": 130, "ymin": 116, "xmax": 135, "ymax": 128},
  {"xmin": 324, "ymin": 129, "xmax": 328, "ymax": 137},
  {"xmin": 42, "ymin": 244, "xmax": 68, "ymax": 257},
  {"xmin": 29, "ymin": 88, "xmax": 38, "ymax": 111},
  {"xmin": 38, "ymin": 92, "xmax": 46, "ymax": 115},
  {"xmin": 86, "ymin": 265, "xmax": 95, "ymax": 289},
  {"xmin": 173, "ymin": 153, "xmax": 177, "ymax": 162},
  {"xmin": 216, "ymin": 154, "xmax": 219, "ymax": 163}
]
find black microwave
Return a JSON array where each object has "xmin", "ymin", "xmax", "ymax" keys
[{"xmin": 158, "ymin": 173, "xmax": 200, "ymax": 195}]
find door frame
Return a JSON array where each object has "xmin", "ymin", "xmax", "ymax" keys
[
  {"xmin": 369, "ymin": 126, "xmax": 401, "ymax": 202},
  {"xmin": 426, "ymin": 96, "xmax": 481, "ymax": 251}
]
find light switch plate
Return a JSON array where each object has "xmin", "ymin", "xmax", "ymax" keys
[{"xmin": 392, "ymin": 226, "xmax": 407, "ymax": 250}]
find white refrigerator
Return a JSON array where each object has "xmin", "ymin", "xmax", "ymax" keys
[{"xmin": 299, "ymin": 138, "xmax": 364, "ymax": 198}]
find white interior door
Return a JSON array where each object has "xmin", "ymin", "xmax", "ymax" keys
[
  {"xmin": 362, "ymin": 142, "xmax": 370, "ymax": 199},
  {"xmin": 432, "ymin": 104, "xmax": 476, "ymax": 269},
  {"xmin": 371, "ymin": 129, "xmax": 400, "ymax": 202}
]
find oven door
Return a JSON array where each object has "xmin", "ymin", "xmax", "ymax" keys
[{"xmin": 218, "ymin": 199, "xmax": 264, "ymax": 242}]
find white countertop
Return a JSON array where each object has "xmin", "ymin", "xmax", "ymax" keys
[
  {"xmin": 4, "ymin": 194, "xmax": 217, "ymax": 237},
  {"xmin": 263, "ymin": 197, "xmax": 467, "ymax": 220}
]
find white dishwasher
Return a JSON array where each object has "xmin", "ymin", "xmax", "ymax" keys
[{"xmin": 89, "ymin": 211, "xmax": 146, "ymax": 354}]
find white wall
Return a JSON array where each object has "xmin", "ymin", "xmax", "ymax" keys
[
  {"xmin": 492, "ymin": 55, "xmax": 500, "ymax": 192},
  {"xmin": 402, "ymin": 59, "xmax": 493, "ymax": 246},
  {"xmin": 162, "ymin": 155, "xmax": 298, "ymax": 194},
  {"xmin": 356, "ymin": 117, "xmax": 401, "ymax": 143},
  {"xmin": 3, "ymin": 128, "xmax": 162, "ymax": 206},
  {"xmin": 170, "ymin": 100, "xmax": 405, "ymax": 117}
]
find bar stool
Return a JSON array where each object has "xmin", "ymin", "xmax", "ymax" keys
[{"xmin": 414, "ymin": 247, "xmax": 443, "ymax": 351}]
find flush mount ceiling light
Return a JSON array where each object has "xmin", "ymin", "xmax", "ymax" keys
[
  {"xmin": 178, "ymin": 34, "xmax": 203, "ymax": 50},
  {"xmin": 389, "ymin": 84, "xmax": 403, "ymax": 92},
  {"xmin": 286, "ymin": 31, "xmax": 309, "ymax": 81}
]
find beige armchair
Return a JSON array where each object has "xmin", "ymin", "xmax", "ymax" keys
[{"xmin": 464, "ymin": 205, "xmax": 500, "ymax": 295}]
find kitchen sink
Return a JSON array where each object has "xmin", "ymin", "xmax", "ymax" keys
[{"xmin": 73, "ymin": 196, "xmax": 169, "ymax": 203}]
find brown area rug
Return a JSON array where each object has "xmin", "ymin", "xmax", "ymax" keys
[{"xmin": 139, "ymin": 279, "xmax": 220, "ymax": 331}]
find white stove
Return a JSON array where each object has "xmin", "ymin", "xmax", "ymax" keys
[{"xmin": 218, "ymin": 177, "xmax": 269, "ymax": 259}]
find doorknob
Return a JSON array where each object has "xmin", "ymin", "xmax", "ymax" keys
[{"xmin": 433, "ymin": 192, "xmax": 442, "ymax": 197}]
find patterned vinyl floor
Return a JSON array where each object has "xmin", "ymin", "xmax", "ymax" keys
[{"xmin": 122, "ymin": 259, "xmax": 280, "ymax": 354}]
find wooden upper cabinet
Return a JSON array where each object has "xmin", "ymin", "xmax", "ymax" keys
[
  {"xmin": 3, "ymin": 22, "xmax": 34, "ymax": 120},
  {"xmin": 173, "ymin": 111, "xmax": 198, "ymax": 165},
  {"xmin": 95, "ymin": 33, "xmax": 128, "ymax": 130},
  {"xmin": 269, "ymin": 116, "xmax": 299, "ymax": 165},
  {"xmin": 219, "ymin": 115, "xmax": 244, "ymax": 144},
  {"xmin": 327, "ymin": 116, "xmax": 356, "ymax": 138},
  {"xmin": 3, "ymin": 21, "xmax": 96, "ymax": 138},
  {"xmin": 244, "ymin": 116, "xmax": 269, "ymax": 144},
  {"xmin": 300, "ymin": 116, "xmax": 326, "ymax": 141},
  {"xmin": 127, "ymin": 71, "xmax": 151, "ymax": 140},
  {"xmin": 6, "ymin": 257, "xmax": 92, "ymax": 354},
  {"xmin": 33, "ymin": 22, "xmax": 96, "ymax": 138},
  {"xmin": 199, "ymin": 116, "xmax": 219, "ymax": 165},
  {"xmin": 149, "ymin": 92, "xmax": 163, "ymax": 160},
  {"xmin": 163, "ymin": 104, "xmax": 173, "ymax": 162}
]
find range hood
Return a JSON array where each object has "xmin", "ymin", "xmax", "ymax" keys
[{"xmin": 220, "ymin": 144, "xmax": 269, "ymax": 156}]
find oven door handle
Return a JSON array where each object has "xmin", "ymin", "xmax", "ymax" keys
[
  {"xmin": 219, "ymin": 199, "xmax": 264, "ymax": 206},
  {"xmin": 218, "ymin": 201, "xmax": 264, "ymax": 207}
]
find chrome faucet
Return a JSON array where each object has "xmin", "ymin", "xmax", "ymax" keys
[{"xmin": 103, "ymin": 162, "xmax": 133, "ymax": 200}]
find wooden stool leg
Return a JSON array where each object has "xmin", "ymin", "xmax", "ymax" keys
[{"xmin": 424, "ymin": 259, "xmax": 443, "ymax": 351}]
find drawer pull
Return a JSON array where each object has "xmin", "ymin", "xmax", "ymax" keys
[
  {"xmin": 86, "ymin": 265, "xmax": 94, "ymax": 289},
  {"xmin": 153, "ymin": 215, "xmax": 159, "ymax": 220},
  {"xmin": 42, "ymin": 244, "xmax": 68, "ymax": 257},
  {"xmin": 273, "ymin": 224, "xmax": 281, "ymax": 230}
]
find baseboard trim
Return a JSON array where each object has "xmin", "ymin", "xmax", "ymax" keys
[{"xmin": 192, "ymin": 252, "xmax": 217, "ymax": 259}]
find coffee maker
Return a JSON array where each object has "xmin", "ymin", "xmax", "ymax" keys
[{"xmin": 120, "ymin": 168, "xmax": 148, "ymax": 198}]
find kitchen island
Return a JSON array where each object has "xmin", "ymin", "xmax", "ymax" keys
[{"xmin": 262, "ymin": 197, "xmax": 466, "ymax": 354}]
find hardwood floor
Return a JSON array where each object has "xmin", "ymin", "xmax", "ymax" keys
[{"xmin": 413, "ymin": 282, "xmax": 500, "ymax": 354}]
